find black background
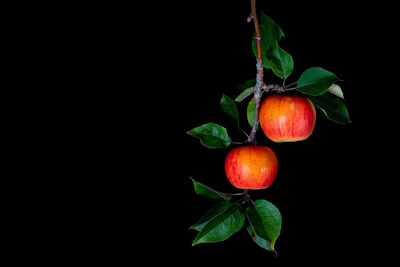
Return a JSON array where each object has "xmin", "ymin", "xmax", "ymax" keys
[
  {"xmin": 162, "ymin": 0, "xmax": 397, "ymax": 265},
  {"xmin": 178, "ymin": 1, "xmax": 362, "ymax": 264},
  {"xmin": 8, "ymin": 1, "xmax": 400, "ymax": 265},
  {"xmin": 72, "ymin": 0, "xmax": 399, "ymax": 265}
]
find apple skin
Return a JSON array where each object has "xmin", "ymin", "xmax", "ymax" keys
[
  {"xmin": 259, "ymin": 95, "xmax": 316, "ymax": 142},
  {"xmin": 224, "ymin": 145, "xmax": 278, "ymax": 190}
]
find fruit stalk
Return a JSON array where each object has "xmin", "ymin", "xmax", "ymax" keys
[{"xmin": 247, "ymin": 0, "xmax": 264, "ymax": 144}]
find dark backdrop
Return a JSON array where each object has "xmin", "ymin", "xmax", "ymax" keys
[
  {"xmin": 171, "ymin": 1, "xmax": 397, "ymax": 265},
  {"xmin": 84, "ymin": 1, "xmax": 399, "ymax": 265}
]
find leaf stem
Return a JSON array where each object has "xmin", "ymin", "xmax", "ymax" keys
[
  {"xmin": 231, "ymin": 141, "xmax": 245, "ymax": 145},
  {"xmin": 281, "ymin": 87, "xmax": 297, "ymax": 91},
  {"xmin": 243, "ymin": 189, "xmax": 255, "ymax": 206},
  {"xmin": 228, "ymin": 192, "xmax": 246, "ymax": 196},
  {"xmin": 285, "ymin": 81, "xmax": 297, "ymax": 88},
  {"xmin": 239, "ymin": 127, "xmax": 249, "ymax": 138}
]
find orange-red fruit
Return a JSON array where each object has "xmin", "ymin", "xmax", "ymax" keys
[
  {"xmin": 259, "ymin": 95, "xmax": 316, "ymax": 142},
  {"xmin": 224, "ymin": 145, "xmax": 278, "ymax": 190}
]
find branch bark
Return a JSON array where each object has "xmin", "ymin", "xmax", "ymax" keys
[{"xmin": 246, "ymin": 0, "xmax": 264, "ymax": 144}]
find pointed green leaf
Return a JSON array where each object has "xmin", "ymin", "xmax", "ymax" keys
[
  {"xmin": 327, "ymin": 84, "xmax": 344, "ymax": 99},
  {"xmin": 252, "ymin": 32, "xmax": 271, "ymax": 69},
  {"xmin": 246, "ymin": 200, "xmax": 282, "ymax": 250},
  {"xmin": 187, "ymin": 123, "xmax": 231, "ymax": 149},
  {"xmin": 247, "ymin": 225, "xmax": 274, "ymax": 252},
  {"xmin": 220, "ymin": 94, "xmax": 240, "ymax": 127},
  {"xmin": 192, "ymin": 202, "xmax": 245, "ymax": 246},
  {"xmin": 296, "ymin": 67, "xmax": 338, "ymax": 96},
  {"xmin": 247, "ymin": 98, "xmax": 256, "ymax": 128},
  {"xmin": 235, "ymin": 87, "xmax": 255, "ymax": 102},
  {"xmin": 309, "ymin": 93, "xmax": 351, "ymax": 124},
  {"xmin": 261, "ymin": 12, "xmax": 285, "ymax": 48},
  {"xmin": 190, "ymin": 201, "xmax": 231, "ymax": 231},
  {"xmin": 246, "ymin": 207, "xmax": 269, "ymax": 241},
  {"xmin": 247, "ymin": 98, "xmax": 260, "ymax": 130},
  {"xmin": 238, "ymin": 79, "xmax": 256, "ymax": 91},
  {"xmin": 252, "ymin": 13, "xmax": 284, "ymax": 69},
  {"xmin": 190, "ymin": 177, "xmax": 233, "ymax": 200},
  {"xmin": 265, "ymin": 42, "xmax": 294, "ymax": 78}
]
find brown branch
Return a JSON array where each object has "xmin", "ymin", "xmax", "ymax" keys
[
  {"xmin": 251, "ymin": 0, "xmax": 262, "ymax": 64},
  {"xmin": 246, "ymin": 0, "xmax": 264, "ymax": 144}
]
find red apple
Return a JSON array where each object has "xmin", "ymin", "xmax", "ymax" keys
[
  {"xmin": 224, "ymin": 145, "xmax": 278, "ymax": 190},
  {"xmin": 259, "ymin": 95, "xmax": 316, "ymax": 142}
]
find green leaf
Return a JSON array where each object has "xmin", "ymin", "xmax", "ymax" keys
[
  {"xmin": 246, "ymin": 207, "xmax": 269, "ymax": 241},
  {"xmin": 192, "ymin": 202, "xmax": 245, "ymax": 246},
  {"xmin": 247, "ymin": 99, "xmax": 256, "ymax": 128},
  {"xmin": 309, "ymin": 93, "xmax": 352, "ymax": 124},
  {"xmin": 252, "ymin": 32, "xmax": 271, "ymax": 69},
  {"xmin": 246, "ymin": 199, "xmax": 282, "ymax": 250},
  {"xmin": 220, "ymin": 94, "xmax": 240, "ymax": 127},
  {"xmin": 190, "ymin": 201, "xmax": 231, "ymax": 231},
  {"xmin": 238, "ymin": 79, "xmax": 256, "ymax": 91},
  {"xmin": 327, "ymin": 83, "xmax": 344, "ymax": 99},
  {"xmin": 190, "ymin": 177, "xmax": 233, "ymax": 201},
  {"xmin": 252, "ymin": 13, "xmax": 284, "ymax": 69},
  {"xmin": 296, "ymin": 67, "xmax": 338, "ymax": 96},
  {"xmin": 265, "ymin": 42, "xmax": 294, "ymax": 78},
  {"xmin": 235, "ymin": 87, "xmax": 255, "ymax": 102},
  {"xmin": 247, "ymin": 225, "xmax": 274, "ymax": 252},
  {"xmin": 187, "ymin": 123, "xmax": 231, "ymax": 149},
  {"xmin": 247, "ymin": 98, "xmax": 260, "ymax": 130},
  {"xmin": 261, "ymin": 12, "xmax": 285, "ymax": 48}
]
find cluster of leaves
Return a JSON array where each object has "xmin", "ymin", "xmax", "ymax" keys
[
  {"xmin": 249, "ymin": 12, "xmax": 351, "ymax": 125},
  {"xmin": 186, "ymin": 13, "xmax": 351, "ymax": 253},
  {"xmin": 187, "ymin": 14, "xmax": 350, "ymax": 149},
  {"xmin": 190, "ymin": 178, "xmax": 281, "ymax": 252}
]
